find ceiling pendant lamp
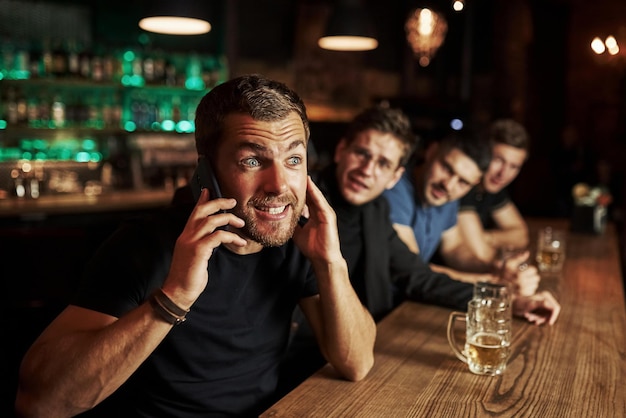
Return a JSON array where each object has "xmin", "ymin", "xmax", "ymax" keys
[
  {"xmin": 405, "ymin": 7, "xmax": 447, "ymax": 67},
  {"xmin": 138, "ymin": 0, "xmax": 211, "ymax": 35},
  {"xmin": 318, "ymin": 0, "xmax": 378, "ymax": 52}
]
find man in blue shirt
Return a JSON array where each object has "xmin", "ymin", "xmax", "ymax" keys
[{"xmin": 384, "ymin": 130, "xmax": 539, "ymax": 295}]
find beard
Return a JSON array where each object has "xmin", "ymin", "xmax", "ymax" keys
[{"xmin": 234, "ymin": 195, "xmax": 302, "ymax": 247}]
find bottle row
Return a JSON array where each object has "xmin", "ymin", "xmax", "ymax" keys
[
  {"xmin": 0, "ymin": 134, "xmax": 197, "ymax": 200},
  {"xmin": 0, "ymin": 37, "xmax": 227, "ymax": 90},
  {"xmin": 1, "ymin": 85, "xmax": 203, "ymax": 132},
  {"xmin": 1, "ymin": 158, "xmax": 195, "ymax": 200}
]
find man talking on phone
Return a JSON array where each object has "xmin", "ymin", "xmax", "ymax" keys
[{"xmin": 15, "ymin": 75, "xmax": 376, "ymax": 417}]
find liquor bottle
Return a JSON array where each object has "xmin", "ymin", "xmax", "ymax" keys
[
  {"xmin": 185, "ymin": 54, "xmax": 204, "ymax": 90},
  {"xmin": 91, "ymin": 53, "xmax": 104, "ymax": 82},
  {"xmin": 172, "ymin": 95, "xmax": 181, "ymax": 123},
  {"xmin": 143, "ymin": 55, "xmax": 155, "ymax": 84},
  {"xmin": 102, "ymin": 93, "xmax": 113, "ymax": 128},
  {"xmin": 153, "ymin": 52, "xmax": 166, "ymax": 84},
  {"xmin": 102, "ymin": 52, "xmax": 116, "ymax": 82},
  {"xmin": 111, "ymin": 92, "xmax": 122, "ymax": 128},
  {"xmin": 51, "ymin": 39, "xmax": 67, "ymax": 77},
  {"xmin": 51, "ymin": 93, "xmax": 66, "ymax": 128},
  {"xmin": 67, "ymin": 40, "xmax": 80, "ymax": 77},
  {"xmin": 14, "ymin": 39, "xmax": 30, "ymax": 79},
  {"xmin": 79, "ymin": 46, "xmax": 91, "ymax": 79},
  {"xmin": 41, "ymin": 39, "xmax": 53, "ymax": 77},
  {"xmin": 165, "ymin": 59, "xmax": 177, "ymax": 86},
  {"xmin": 38, "ymin": 91, "xmax": 51, "ymax": 127},
  {"xmin": 27, "ymin": 96, "xmax": 40, "ymax": 128},
  {"xmin": 87, "ymin": 94, "xmax": 101, "ymax": 129},
  {"xmin": 28, "ymin": 44, "xmax": 42, "ymax": 79},
  {"xmin": 5, "ymin": 87, "xmax": 18, "ymax": 125},
  {"xmin": 131, "ymin": 52, "xmax": 144, "ymax": 86},
  {"xmin": 16, "ymin": 88, "xmax": 28, "ymax": 125},
  {"xmin": 1, "ymin": 38, "xmax": 15, "ymax": 79}
]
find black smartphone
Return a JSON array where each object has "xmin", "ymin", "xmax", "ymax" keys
[{"xmin": 191, "ymin": 156, "xmax": 223, "ymax": 203}]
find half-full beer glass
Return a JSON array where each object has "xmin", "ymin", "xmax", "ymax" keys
[
  {"xmin": 447, "ymin": 283, "xmax": 512, "ymax": 375},
  {"xmin": 535, "ymin": 227, "xmax": 566, "ymax": 273}
]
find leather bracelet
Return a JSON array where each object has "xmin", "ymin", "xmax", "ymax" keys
[
  {"xmin": 149, "ymin": 290, "xmax": 188, "ymax": 325},
  {"xmin": 153, "ymin": 288, "xmax": 189, "ymax": 317}
]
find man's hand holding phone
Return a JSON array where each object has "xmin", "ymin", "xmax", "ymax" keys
[{"xmin": 162, "ymin": 188, "xmax": 246, "ymax": 308}]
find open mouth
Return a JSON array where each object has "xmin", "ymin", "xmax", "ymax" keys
[
  {"xmin": 431, "ymin": 185, "xmax": 446, "ymax": 200},
  {"xmin": 347, "ymin": 174, "xmax": 368, "ymax": 191},
  {"xmin": 261, "ymin": 206, "xmax": 287, "ymax": 215},
  {"xmin": 253, "ymin": 203, "xmax": 291, "ymax": 221}
]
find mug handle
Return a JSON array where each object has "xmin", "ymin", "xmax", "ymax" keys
[{"xmin": 447, "ymin": 311, "xmax": 468, "ymax": 364}]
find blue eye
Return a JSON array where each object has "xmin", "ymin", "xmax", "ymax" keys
[
  {"xmin": 244, "ymin": 157, "xmax": 260, "ymax": 167},
  {"xmin": 288, "ymin": 156, "xmax": 302, "ymax": 165}
]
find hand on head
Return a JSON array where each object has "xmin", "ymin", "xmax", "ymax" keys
[{"xmin": 292, "ymin": 176, "xmax": 343, "ymax": 264}]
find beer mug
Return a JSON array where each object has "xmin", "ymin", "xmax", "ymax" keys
[
  {"xmin": 535, "ymin": 227, "xmax": 566, "ymax": 273},
  {"xmin": 447, "ymin": 283, "xmax": 512, "ymax": 375},
  {"xmin": 473, "ymin": 281, "xmax": 511, "ymax": 304}
]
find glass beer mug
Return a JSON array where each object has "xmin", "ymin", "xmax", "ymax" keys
[
  {"xmin": 447, "ymin": 282, "xmax": 512, "ymax": 375},
  {"xmin": 535, "ymin": 227, "xmax": 566, "ymax": 273}
]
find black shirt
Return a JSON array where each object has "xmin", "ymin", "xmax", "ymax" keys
[
  {"xmin": 459, "ymin": 185, "xmax": 510, "ymax": 230},
  {"xmin": 73, "ymin": 190, "xmax": 318, "ymax": 417}
]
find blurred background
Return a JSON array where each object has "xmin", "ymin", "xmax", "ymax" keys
[{"xmin": 1, "ymin": 0, "xmax": 625, "ymax": 414}]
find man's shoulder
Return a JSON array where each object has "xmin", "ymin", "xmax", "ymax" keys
[
  {"xmin": 459, "ymin": 186, "xmax": 480, "ymax": 207},
  {"xmin": 383, "ymin": 173, "xmax": 414, "ymax": 202},
  {"xmin": 110, "ymin": 201, "xmax": 192, "ymax": 253},
  {"xmin": 368, "ymin": 194, "xmax": 392, "ymax": 215}
]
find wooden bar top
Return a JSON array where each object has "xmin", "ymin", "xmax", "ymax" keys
[{"xmin": 262, "ymin": 219, "xmax": 626, "ymax": 417}]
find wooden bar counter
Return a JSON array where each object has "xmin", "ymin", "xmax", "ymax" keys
[{"xmin": 262, "ymin": 219, "xmax": 626, "ymax": 417}]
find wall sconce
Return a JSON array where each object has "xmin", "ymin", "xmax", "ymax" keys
[
  {"xmin": 138, "ymin": 1, "xmax": 211, "ymax": 35},
  {"xmin": 405, "ymin": 8, "xmax": 448, "ymax": 67},
  {"xmin": 591, "ymin": 36, "xmax": 620, "ymax": 56},
  {"xmin": 318, "ymin": 0, "xmax": 378, "ymax": 51}
]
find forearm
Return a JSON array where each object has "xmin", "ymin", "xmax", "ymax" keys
[
  {"xmin": 429, "ymin": 263, "xmax": 497, "ymax": 285},
  {"xmin": 312, "ymin": 259, "xmax": 376, "ymax": 381},
  {"xmin": 440, "ymin": 242, "xmax": 497, "ymax": 273},
  {"xmin": 486, "ymin": 226, "xmax": 529, "ymax": 249},
  {"xmin": 16, "ymin": 303, "xmax": 172, "ymax": 417}
]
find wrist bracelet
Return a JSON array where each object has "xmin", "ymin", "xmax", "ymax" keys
[
  {"xmin": 153, "ymin": 288, "xmax": 190, "ymax": 317},
  {"xmin": 149, "ymin": 289, "xmax": 189, "ymax": 325}
]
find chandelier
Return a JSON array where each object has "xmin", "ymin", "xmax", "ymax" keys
[{"xmin": 405, "ymin": 8, "xmax": 448, "ymax": 67}]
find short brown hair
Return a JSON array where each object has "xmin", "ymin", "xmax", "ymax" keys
[
  {"xmin": 194, "ymin": 74, "xmax": 310, "ymax": 159},
  {"xmin": 344, "ymin": 105, "xmax": 417, "ymax": 167},
  {"xmin": 488, "ymin": 119, "xmax": 529, "ymax": 152}
]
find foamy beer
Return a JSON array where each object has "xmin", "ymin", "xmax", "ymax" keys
[
  {"xmin": 535, "ymin": 227, "xmax": 566, "ymax": 273},
  {"xmin": 447, "ymin": 284, "xmax": 512, "ymax": 375}
]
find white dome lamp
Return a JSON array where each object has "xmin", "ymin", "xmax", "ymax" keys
[{"xmin": 139, "ymin": 0, "xmax": 211, "ymax": 35}]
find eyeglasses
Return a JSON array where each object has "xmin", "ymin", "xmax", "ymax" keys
[{"xmin": 350, "ymin": 147, "xmax": 398, "ymax": 175}]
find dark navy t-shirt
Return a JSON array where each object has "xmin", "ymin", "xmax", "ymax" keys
[
  {"xmin": 459, "ymin": 186, "xmax": 510, "ymax": 230},
  {"xmin": 72, "ymin": 203, "xmax": 318, "ymax": 417}
]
